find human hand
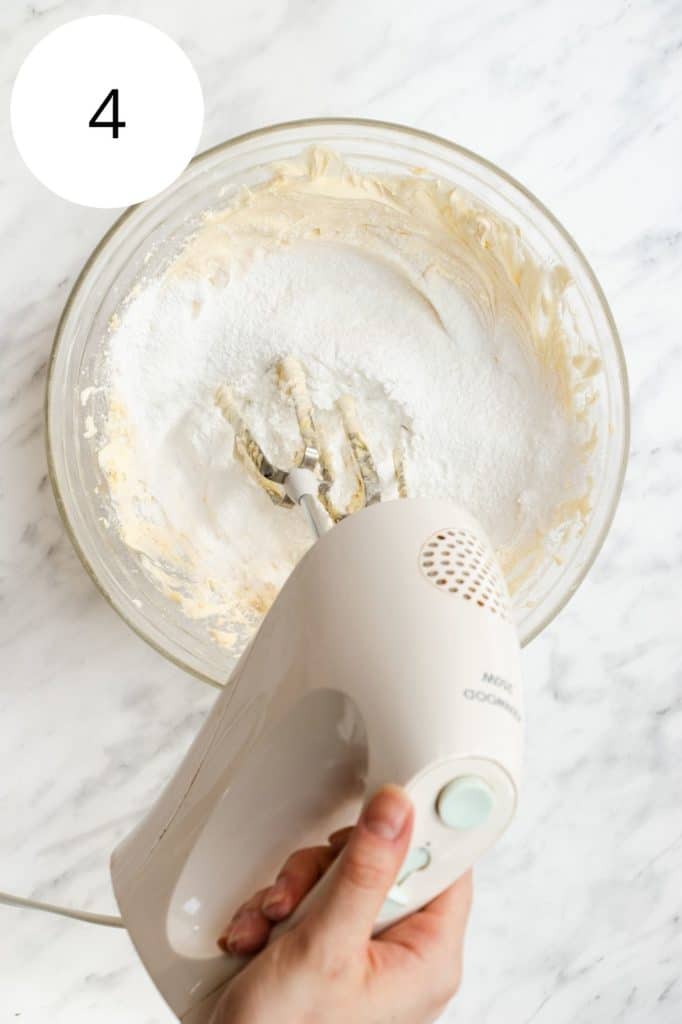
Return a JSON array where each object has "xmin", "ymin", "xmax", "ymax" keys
[{"xmin": 213, "ymin": 785, "xmax": 473, "ymax": 1024}]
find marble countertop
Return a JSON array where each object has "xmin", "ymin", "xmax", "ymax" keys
[{"xmin": 2, "ymin": 1, "xmax": 681, "ymax": 1021}]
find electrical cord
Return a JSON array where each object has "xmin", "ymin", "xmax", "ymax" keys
[
  {"xmin": 0, "ymin": 889, "xmax": 124, "ymax": 928},
  {"xmin": 2, "ymin": 646, "xmax": 224, "ymax": 929}
]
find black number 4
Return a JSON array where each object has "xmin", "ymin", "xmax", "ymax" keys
[{"xmin": 89, "ymin": 88, "xmax": 126, "ymax": 139}]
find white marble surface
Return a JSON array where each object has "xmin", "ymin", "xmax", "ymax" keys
[{"xmin": 1, "ymin": 1, "xmax": 681, "ymax": 1021}]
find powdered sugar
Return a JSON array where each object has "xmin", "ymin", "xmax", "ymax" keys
[{"xmin": 97, "ymin": 149, "xmax": 595, "ymax": 640}]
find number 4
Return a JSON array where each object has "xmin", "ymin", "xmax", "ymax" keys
[{"xmin": 89, "ymin": 88, "xmax": 126, "ymax": 139}]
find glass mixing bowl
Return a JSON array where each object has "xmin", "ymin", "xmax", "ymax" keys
[{"xmin": 47, "ymin": 118, "xmax": 629, "ymax": 685}]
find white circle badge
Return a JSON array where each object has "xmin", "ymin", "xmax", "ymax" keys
[{"xmin": 10, "ymin": 16, "xmax": 204, "ymax": 208}]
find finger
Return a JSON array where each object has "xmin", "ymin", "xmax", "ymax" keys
[
  {"xmin": 306, "ymin": 785, "xmax": 413, "ymax": 950},
  {"xmin": 262, "ymin": 845, "xmax": 336, "ymax": 922},
  {"xmin": 379, "ymin": 870, "xmax": 473, "ymax": 958},
  {"xmin": 328, "ymin": 826, "xmax": 353, "ymax": 850},
  {"xmin": 230, "ymin": 887, "xmax": 270, "ymax": 921},
  {"xmin": 218, "ymin": 888, "xmax": 272, "ymax": 955}
]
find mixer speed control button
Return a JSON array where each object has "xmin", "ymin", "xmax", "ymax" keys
[
  {"xmin": 397, "ymin": 846, "xmax": 431, "ymax": 884},
  {"xmin": 382, "ymin": 847, "xmax": 431, "ymax": 914},
  {"xmin": 437, "ymin": 776, "xmax": 494, "ymax": 829}
]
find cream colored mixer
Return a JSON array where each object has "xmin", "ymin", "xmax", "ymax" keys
[{"xmin": 110, "ymin": 356, "xmax": 524, "ymax": 1022}]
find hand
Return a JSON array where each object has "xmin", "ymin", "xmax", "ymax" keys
[{"xmin": 213, "ymin": 785, "xmax": 473, "ymax": 1024}]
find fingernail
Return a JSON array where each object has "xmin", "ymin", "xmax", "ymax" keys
[
  {"xmin": 223, "ymin": 912, "xmax": 257, "ymax": 952},
  {"xmin": 262, "ymin": 877, "xmax": 290, "ymax": 918},
  {"xmin": 361, "ymin": 785, "xmax": 411, "ymax": 840},
  {"xmin": 217, "ymin": 926, "xmax": 239, "ymax": 953},
  {"xmin": 328, "ymin": 827, "xmax": 351, "ymax": 848},
  {"xmin": 225, "ymin": 921, "xmax": 253, "ymax": 953},
  {"xmin": 225, "ymin": 925, "xmax": 245, "ymax": 952}
]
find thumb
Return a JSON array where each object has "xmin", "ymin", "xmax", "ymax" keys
[{"xmin": 306, "ymin": 785, "xmax": 413, "ymax": 950}]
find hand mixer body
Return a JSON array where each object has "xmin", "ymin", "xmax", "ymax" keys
[{"xmin": 111, "ymin": 497, "xmax": 523, "ymax": 1022}]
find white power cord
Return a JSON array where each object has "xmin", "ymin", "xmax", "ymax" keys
[
  {"xmin": 0, "ymin": 889, "xmax": 124, "ymax": 928},
  {"xmin": 1, "ymin": 670, "xmax": 226, "ymax": 930}
]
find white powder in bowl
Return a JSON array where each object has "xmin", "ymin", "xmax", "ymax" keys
[{"xmin": 95, "ymin": 149, "xmax": 598, "ymax": 644}]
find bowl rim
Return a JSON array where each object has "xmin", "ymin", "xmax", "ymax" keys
[{"xmin": 46, "ymin": 116, "xmax": 630, "ymax": 682}]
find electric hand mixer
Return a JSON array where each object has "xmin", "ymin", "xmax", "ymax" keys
[{"xmin": 111, "ymin": 357, "xmax": 523, "ymax": 1023}]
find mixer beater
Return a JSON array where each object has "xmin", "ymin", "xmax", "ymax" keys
[{"xmin": 215, "ymin": 355, "xmax": 408, "ymax": 536}]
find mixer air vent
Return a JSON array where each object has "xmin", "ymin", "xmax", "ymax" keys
[{"xmin": 418, "ymin": 528, "xmax": 511, "ymax": 622}]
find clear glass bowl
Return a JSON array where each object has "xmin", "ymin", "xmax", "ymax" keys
[{"xmin": 46, "ymin": 118, "xmax": 629, "ymax": 685}]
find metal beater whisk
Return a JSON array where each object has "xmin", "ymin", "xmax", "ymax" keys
[{"xmin": 215, "ymin": 355, "xmax": 408, "ymax": 538}]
